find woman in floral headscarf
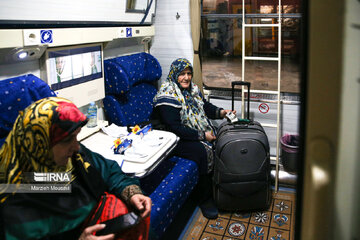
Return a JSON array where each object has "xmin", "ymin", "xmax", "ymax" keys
[
  {"xmin": 153, "ymin": 58, "xmax": 235, "ymax": 219},
  {"xmin": 0, "ymin": 97, "xmax": 151, "ymax": 240}
]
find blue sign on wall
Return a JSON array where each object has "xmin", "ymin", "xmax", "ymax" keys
[
  {"xmin": 40, "ymin": 30, "xmax": 53, "ymax": 43},
  {"xmin": 126, "ymin": 28, "xmax": 132, "ymax": 37}
]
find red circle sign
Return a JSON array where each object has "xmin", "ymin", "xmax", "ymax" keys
[{"xmin": 258, "ymin": 103, "xmax": 269, "ymax": 114}]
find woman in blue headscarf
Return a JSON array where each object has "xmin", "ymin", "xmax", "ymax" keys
[{"xmin": 153, "ymin": 58, "xmax": 235, "ymax": 219}]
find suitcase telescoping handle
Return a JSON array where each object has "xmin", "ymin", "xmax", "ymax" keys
[{"xmin": 231, "ymin": 81, "xmax": 250, "ymax": 120}]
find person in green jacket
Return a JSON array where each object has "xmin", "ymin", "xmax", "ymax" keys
[{"xmin": 0, "ymin": 97, "xmax": 151, "ymax": 240}]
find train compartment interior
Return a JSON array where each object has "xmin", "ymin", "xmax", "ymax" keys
[
  {"xmin": 0, "ymin": 1, "xmax": 303, "ymax": 239},
  {"xmin": 3, "ymin": 0, "xmax": 360, "ymax": 239}
]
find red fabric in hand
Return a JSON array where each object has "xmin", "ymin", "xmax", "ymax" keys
[{"xmin": 86, "ymin": 192, "xmax": 150, "ymax": 240}]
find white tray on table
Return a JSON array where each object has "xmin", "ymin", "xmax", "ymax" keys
[{"xmin": 80, "ymin": 125, "xmax": 179, "ymax": 177}]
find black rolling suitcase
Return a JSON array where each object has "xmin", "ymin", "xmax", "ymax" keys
[{"xmin": 213, "ymin": 81, "xmax": 271, "ymax": 211}]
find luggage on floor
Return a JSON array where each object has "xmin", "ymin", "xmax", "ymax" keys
[{"xmin": 213, "ymin": 81, "xmax": 271, "ymax": 211}]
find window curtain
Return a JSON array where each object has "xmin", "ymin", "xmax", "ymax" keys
[{"xmin": 190, "ymin": 0, "xmax": 203, "ymax": 94}]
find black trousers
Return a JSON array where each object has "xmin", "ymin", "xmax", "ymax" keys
[
  {"xmin": 172, "ymin": 140, "xmax": 208, "ymax": 175},
  {"xmin": 172, "ymin": 139, "xmax": 213, "ymax": 203}
]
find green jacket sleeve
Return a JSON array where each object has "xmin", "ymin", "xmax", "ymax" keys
[{"xmin": 79, "ymin": 143, "xmax": 142, "ymax": 199}]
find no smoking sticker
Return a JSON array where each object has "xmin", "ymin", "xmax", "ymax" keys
[{"xmin": 259, "ymin": 103, "xmax": 269, "ymax": 114}]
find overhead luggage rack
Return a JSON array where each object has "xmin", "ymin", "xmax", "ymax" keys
[{"xmin": 241, "ymin": 0, "xmax": 282, "ymax": 192}]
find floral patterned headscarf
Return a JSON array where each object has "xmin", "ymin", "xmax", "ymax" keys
[
  {"xmin": 153, "ymin": 58, "xmax": 214, "ymax": 134},
  {"xmin": 0, "ymin": 97, "xmax": 87, "ymax": 202}
]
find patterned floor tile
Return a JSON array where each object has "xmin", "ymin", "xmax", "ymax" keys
[
  {"xmin": 245, "ymin": 224, "xmax": 269, "ymax": 240},
  {"xmin": 200, "ymin": 232, "xmax": 223, "ymax": 240},
  {"xmin": 230, "ymin": 212, "xmax": 252, "ymax": 222},
  {"xmin": 268, "ymin": 228, "xmax": 290, "ymax": 240},
  {"xmin": 270, "ymin": 212, "xmax": 291, "ymax": 231},
  {"xmin": 222, "ymin": 237, "xmax": 242, "ymax": 240},
  {"xmin": 273, "ymin": 199, "xmax": 292, "ymax": 215},
  {"xmin": 205, "ymin": 218, "xmax": 230, "ymax": 236},
  {"xmin": 224, "ymin": 220, "xmax": 249, "ymax": 239},
  {"xmin": 250, "ymin": 211, "xmax": 272, "ymax": 227},
  {"xmin": 180, "ymin": 190, "xmax": 296, "ymax": 240}
]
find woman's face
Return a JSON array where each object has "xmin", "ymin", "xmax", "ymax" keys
[
  {"xmin": 177, "ymin": 67, "xmax": 192, "ymax": 89},
  {"xmin": 51, "ymin": 128, "xmax": 81, "ymax": 166}
]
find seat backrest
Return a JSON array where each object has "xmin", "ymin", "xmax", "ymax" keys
[
  {"xmin": 0, "ymin": 74, "xmax": 56, "ymax": 146},
  {"xmin": 104, "ymin": 52, "xmax": 162, "ymax": 95},
  {"xmin": 103, "ymin": 53, "xmax": 162, "ymax": 126}
]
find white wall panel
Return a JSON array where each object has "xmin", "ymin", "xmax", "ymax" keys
[
  {"xmin": 0, "ymin": 61, "xmax": 40, "ymax": 81},
  {"xmin": 151, "ymin": 0, "xmax": 193, "ymax": 83}
]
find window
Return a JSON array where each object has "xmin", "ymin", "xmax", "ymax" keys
[
  {"xmin": 201, "ymin": 0, "xmax": 301, "ymax": 93},
  {"xmin": 126, "ymin": 0, "xmax": 149, "ymax": 13}
]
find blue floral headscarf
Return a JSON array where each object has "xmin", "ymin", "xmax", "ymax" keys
[{"xmin": 153, "ymin": 58, "xmax": 214, "ymax": 133}]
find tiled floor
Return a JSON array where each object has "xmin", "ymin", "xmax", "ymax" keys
[
  {"xmin": 202, "ymin": 57, "xmax": 301, "ymax": 94},
  {"xmin": 181, "ymin": 190, "xmax": 296, "ymax": 240}
]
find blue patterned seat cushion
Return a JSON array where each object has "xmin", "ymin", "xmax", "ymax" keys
[
  {"xmin": 0, "ymin": 74, "xmax": 56, "ymax": 146},
  {"xmin": 103, "ymin": 83, "xmax": 157, "ymax": 126},
  {"xmin": 104, "ymin": 53, "xmax": 162, "ymax": 96},
  {"xmin": 104, "ymin": 59, "xmax": 130, "ymax": 95},
  {"xmin": 113, "ymin": 52, "xmax": 162, "ymax": 87},
  {"xmin": 140, "ymin": 156, "xmax": 198, "ymax": 238}
]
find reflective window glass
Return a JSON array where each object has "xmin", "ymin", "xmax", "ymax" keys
[{"xmin": 201, "ymin": 0, "xmax": 301, "ymax": 93}]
